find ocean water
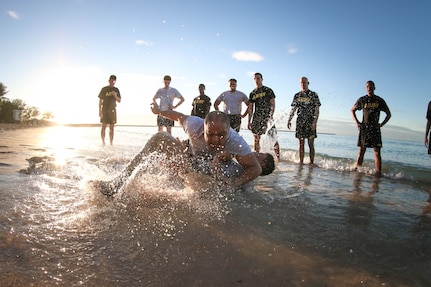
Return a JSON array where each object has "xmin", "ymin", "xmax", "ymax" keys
[{"xmin": 0, "ymin": 125, "xmax": 430, "ymax": 287}]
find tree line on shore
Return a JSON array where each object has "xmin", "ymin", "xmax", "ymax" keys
[{"xmin": 0, "ymin": 82, "xmax": 53, "ymax": 124}]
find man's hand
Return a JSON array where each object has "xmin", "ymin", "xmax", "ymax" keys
[{"xmin": 151, "ymin": 102, "xmax": 160, "ymax": 115}]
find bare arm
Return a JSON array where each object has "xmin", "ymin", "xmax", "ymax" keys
[
  {"xmin": 230, "ymin": 153, "xmax": 262, "ymax": 189},
  {"xmin": 241, "ymin": 101, "xmax": 250, "ymax": 118},
  {"xmin": 351, "ymin": 104, "xmax": 361, "ymax": 127},
  {"xmin": 426, "ymin": 120, "xmax": 431, "ymax": 147},
  {"xmin": 312, "ymin": 106, "xmax": 320, "ymax": 130},
  {"xmin": 269, "ymin": 98, "xmax": 275, "ymax": 119},
  {"xmin": 287, "ymin": 107, "xmax": 297, "ymax": 129},
  {"xmin": 247, "ymin": 103, "xmax": 254, "ymax": 130},
  {"xmin": 113, "ymin": 90, "xmax": 121, "ymax": 103},
  {"xmin": 214, "ymin": 99, "xmax": 221, "ymax": 111},
  {"xmin": 380, "ymin": 108, "xmax": 391, "ymax": 127},
  {"xmin": 99, "ymin": 99, "xmax": 103, "ymax": 118},
  {"xmin": 151, "ymin": 102, "xmax": 188, "ymax": 126},
  {"xmin": 173, "ymin": 97, "xmax": 185, "ymax": 109},
  {"xmin": 205, "ymin": 100, "xmax": 211, "ymax": 115}
]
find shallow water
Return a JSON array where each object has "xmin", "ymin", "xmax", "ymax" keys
[{"xmin": 0, "ymin": 126, "xmax": 430, "ymax": 286}]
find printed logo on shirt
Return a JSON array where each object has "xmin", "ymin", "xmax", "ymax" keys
[{"xmin": 251, "ymin": 92, "xmax": 266, "ymax": 100}]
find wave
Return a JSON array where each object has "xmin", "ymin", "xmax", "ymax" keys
[{"xmin": 279, "ymin": 149, "xmax": 431, "ymax": 187}]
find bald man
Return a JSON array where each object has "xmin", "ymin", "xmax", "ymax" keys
[{"xmin": 93, "ymin": 106, "xmax": 275, "ymax": 196}]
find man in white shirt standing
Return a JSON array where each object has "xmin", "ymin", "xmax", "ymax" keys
[
  {"xmin": 152, "ymin": 75, "xmax": 185, "ymax": 134},
  {"xmin": 214, "ymin": 78, "xmax": 249, "ymax": 132}
]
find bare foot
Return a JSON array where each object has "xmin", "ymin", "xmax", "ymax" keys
[{"xmin": 89, "ymin": 179, "xmax": 122, "ymax": 196}]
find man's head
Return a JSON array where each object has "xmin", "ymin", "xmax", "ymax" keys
[
  {"xmin": 253, "ymin": 152, "xmax": 275, "ymax": 175},
  {"xmin": 300, "ymin": 77, "xmax": 309, "ymax": 91},
  {"xmin": 204, "ymin": 111, "xmax": 231, "ymax": 151},
  {"xmin": 254, "ymin": 73, "xmax": 263, "ymax": 88},
  {"xmin": 198, "ymin": 83, "xmax": 205, "ymax": 94},
  {"xmin": 163, "ymin": 75, "xmax": 171, "ymax": 87},
  {"xmin": 229, "ymin": 78, "xmax": 237, "ymax": 92},
  {"xmin": 366, "ymin": 80, "xmax": 376, "ymax": 96},
  {"xmin": 109, "ymin": 75, "xmax": 116, "ymax": 86}
]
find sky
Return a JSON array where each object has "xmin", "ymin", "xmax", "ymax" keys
[{"xmin": 1, "ymin": 0, "xmax": 430, "ymax": 142}]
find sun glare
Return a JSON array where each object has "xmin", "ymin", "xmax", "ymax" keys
[
  {"xmin": 37, "ymin": 126, "xmax": 87, "ymax": 165},
  {"xmin": 31, "ymin": 65, "xmax": 102, "ymax": 125}
]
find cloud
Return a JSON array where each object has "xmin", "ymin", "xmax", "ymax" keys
[
  {"xmin": 8, "ymin": 10, "xmax": 20, "ymax": 20},
  {"xmin": 232, "ymin": 51, "xmax": 264, "ymax": 62},
  {"xmin": 135, "ymin": 40, "xmax": 154, "ymax": 46},
  {"xmin": 287, "ymin": 47, "xmax": 298, "ymax": 54},
  {"xmin": 286, "ymin": 44, "xmax": 298, "ymax": 54}
]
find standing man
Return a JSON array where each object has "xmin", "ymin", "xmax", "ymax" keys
[
  {"xmin": 98, "ymin": 75, "xmax": 121, "ymax": 146},
  {"xmin": 153, "ymin": 75, "xmax": 185, "ymax": 134},
  {"xmin": 248, "ymin": 72, "xmax": 280, "ymax": 161},
  {"xmin": 191, "ymin": 83, "xmax": 211, "ymax": 119},
  {"xmin": 214, "ymin": 78, "xmax": 249, "ymax": 132},
  {"xmin": 351, "ymin": 80, "xmax": 391, "ymax": 176},
  {"xmin": 287, "ymin": 77, "xmax": 321, "ymax": 165},
  {"xmin": 425, "ymin": 101, "xmax": 431, "ymax": 155}
]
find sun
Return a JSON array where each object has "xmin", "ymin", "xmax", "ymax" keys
[{"xmin": 31, "ymin": 65, "xmax": 103, "ymax": 124}]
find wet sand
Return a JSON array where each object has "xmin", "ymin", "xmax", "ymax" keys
[{"xmin": 0, "ymin": 126, "xmax": 430, "ymax": 287}]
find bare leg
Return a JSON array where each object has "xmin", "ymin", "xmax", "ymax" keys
[
  {"xmin": 101, "ymin": 123, "xmax": 107, "ymax": 145},
  {"xmin": 273, "ymin": 141, "xmax": 280, "ymax": 161},
  {"xmin": 373, "ymin": 147, "xmax": 382, "ymax": 176},
  {"xmin": 91, "ymin": 132, "xmax": 190, "ymax": 196},
  {"xmin": 355, "ymin": 147, "xmax": 366, "ymax": 169},
  {"xmin": 166, "ymin": 126, "xmax": 172, "ymax": 135},
  {"xmin": 308, "ymin": 138, "xmax": 315, "ymax": 165},
  {"xmin": 254, "ymin": 134, "xmax": 261, "ymax": 152},
  {"xmin": 299, "ymin": 139, "xmax": 305, "ymax": 164},
  {"xmin": 109, "ymin": 124, "xmax": 114, "ymax": 146},
  {"xmin": 158, "ymin": 126, "xmax": 164, "ymax": 132}
]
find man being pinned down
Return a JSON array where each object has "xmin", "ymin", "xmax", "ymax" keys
[{"xmin": 91, "ymin": 105, "xmax": 275, "ymax": 196}]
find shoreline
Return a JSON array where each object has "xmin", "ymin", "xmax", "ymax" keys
[{"xmin": 0, "ymin": 123, "xmax": 336, "ymax": 135}]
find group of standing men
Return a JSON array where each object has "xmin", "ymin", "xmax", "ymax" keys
[
  {"xmin": 98, "ymin": 73, "xmax": 397, "ymax": 184},
  {"xmin": 153, "ymin": 73, "xmax": 283, "ymax": 162},
  {"xmin": 188, "ymin": 74, "xmax": 322, "ymax": 166}
]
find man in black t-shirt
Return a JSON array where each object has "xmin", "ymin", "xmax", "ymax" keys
[
  {"xmin": 98, "ymin": 75, "xmax": 121, "ymax": 146},
  {"xmin": 351, "ymin": 80, "xmax": 391, "ymax": 176},
  {"xmin": 288, "ymin": 77, "xmax": 321, "ymax": 165},
  {"xmin": 191, "ymin": 84, "xmax": 211, "ymax": 119},
  {"xmin": 248, "ymin": 72, "xmax": 280, "ymax": 161}
]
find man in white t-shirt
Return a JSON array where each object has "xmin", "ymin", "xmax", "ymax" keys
[
  {"xmin": 92, "ymin": 106, "xmax": 275, "ymax": 196},
  {"xmin": 152, "ymin": 75, "xmax": 185, "ymax": 134},
  {"xmin": 214, "ymin": 78, "xmax": 249, "ymax": 132}
]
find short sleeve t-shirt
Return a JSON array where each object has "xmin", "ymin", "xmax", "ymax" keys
[
  {"xmin": 183, "ymin": 116, "xmax": 252, "ymax": 158},
  {"xmin": 291, "ymin": 90, "xmax": 321, "ymax": 121},
  {"xmin": 216, "ymin": 90, "xmax": 248, "ymax": 115},
  {"xmin": 98, "ymin": 86, "xmax": 121, "ymax": 111},
  {"xmin": 249, "ymin": 86, "xmax": 275, "ymax": 119},
  {"xmin": 154, "ymin": 87, "xmax": 184, "ymax": 111},
  {"xmin": 354, "ymin": 95, "xmax": 390, "ymax": 125},
  {"xmin": 191, "ymin": 95, "xmax": 211, "ymax": 118}
]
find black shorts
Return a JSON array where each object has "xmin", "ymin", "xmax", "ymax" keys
[
  {"xmin": 428, "ymin": 131, "xmax": 431, "ymax": 155},
  {"xmin": 251, "ymin": 116, "xmax": 270, "ymax": 135},
  {"xmin": 157, "ymin": 115, "xmax": 174, "ymax": 127},
  {"xmin": 227, "ymin": 115, "xmax": 241, "ymax": 132},
  {"xmin": 100, "ymin": 109, "xmax": 117, "ymax": 124},
  {"xmin": 295, "ymin": 117, "xmax": 316, "ymax": 139},
  {"xmin": 357, "ymin": 124, "xmax": 382, "ymax": 148}
]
